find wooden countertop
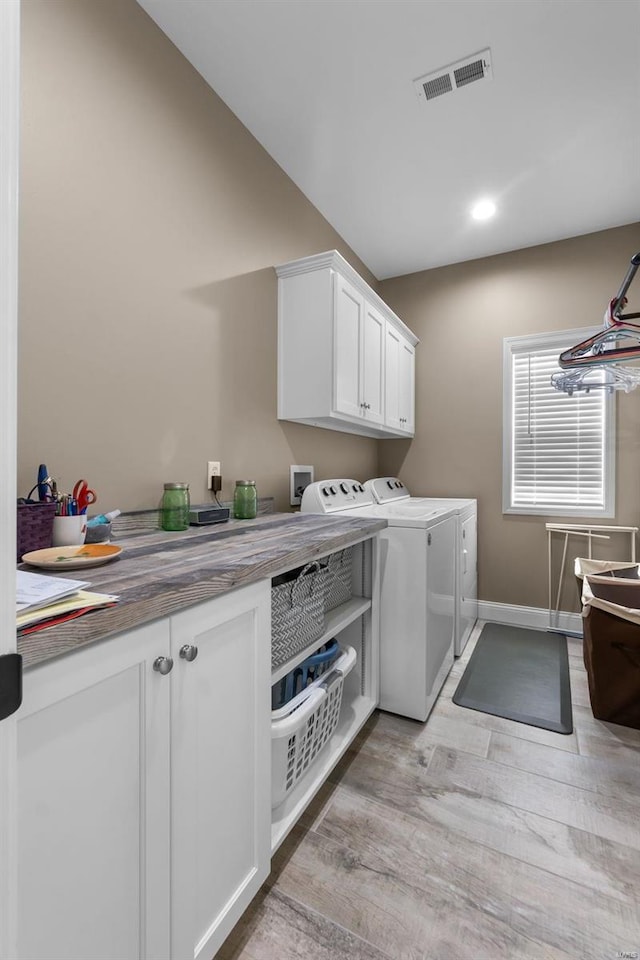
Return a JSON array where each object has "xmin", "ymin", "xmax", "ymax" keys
[{"xmin": 18, "ymin": 512, "xmax": 386, "ymax": 669}]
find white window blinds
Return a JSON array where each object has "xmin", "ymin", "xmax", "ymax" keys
[{"xmin": 503, "ymin": 330, "xmax": 615, "ymax": 516}]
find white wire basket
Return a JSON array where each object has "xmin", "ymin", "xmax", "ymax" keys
[{"xmin": 271, "ymin": 645, "xmax": 357, "ymax": 808}]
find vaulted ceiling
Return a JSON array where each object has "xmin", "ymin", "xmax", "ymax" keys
[{"xmin": 138, "ymin": 0, "xmax": 640, "ymax": 279}]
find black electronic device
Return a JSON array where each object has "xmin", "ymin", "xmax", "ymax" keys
[{"xmin": 189, "ymin": 506, "xmax": 230, "ymax": 526}]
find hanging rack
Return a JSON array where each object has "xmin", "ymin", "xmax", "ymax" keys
[{"xmin": 553, "ymin": 252, "xmax": 640, "ymax": 394}]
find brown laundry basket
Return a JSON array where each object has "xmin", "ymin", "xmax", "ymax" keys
[
  {"xmin": 574, "ymin": 560, "xmax": 640, "ymax": 668},
  {"xmin": 582, "ymin": 600, "xmax": 640, "ymax": 729},
  {"xmin": 574, "ymin": 558, "xmax": 640, "ymax": 605}
]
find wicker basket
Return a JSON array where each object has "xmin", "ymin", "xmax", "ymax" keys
[
  {"xmin": 271, "ymin": 562, "xmax": 327, "ymax": 669},
  {"xmin": 17, "ymin": 501, "xmax": 56, "ymax": 561},
  {"xmin": 323, "ymin": 547, "xmax": 353, "ymax": 611}
]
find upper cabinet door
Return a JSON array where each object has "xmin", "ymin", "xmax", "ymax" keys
[
  {"xmin": 362, "ymin": 302, "xmax": 385, "ymax": 425},
  {"xmin": 384, "ymin": 324, "xmax": 402, "ymax": 432},
  {"xmin": 333, "ymin": 275, "xmax": 364, "ymax": 419},
  {"xmin": 399, "ymin": 338, "xmax": 416, "ymax": 434}
]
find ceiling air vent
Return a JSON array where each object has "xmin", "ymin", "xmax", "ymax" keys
[{"xmin": 413, "ymin": 49, "xmax": 492, "ymax": 103}]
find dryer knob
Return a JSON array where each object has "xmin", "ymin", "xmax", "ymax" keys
[
  {"xmin": 358, "ymin": 484, "xmax": 365, "ymax": 492},
  {"xmin": 330, "ymin": 485, "xmax": 337, "ymax": 495},
  {"xmin": 340, "ymin": 482, "xmax": 348, "ymax": 494},
  {"xmin": 352, "ymin": 484, "xmax": 359, "ymax": 492},
  {"xmin": 387, "ymin": 480, "xmax": 394, "ymax": 489},
  {"xmin": 321, "ymin": 487, "xmax": 330, "ymax": 497}
]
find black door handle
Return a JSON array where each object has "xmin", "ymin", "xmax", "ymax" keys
[{"xmin": 0, "ymin": 653, "xmax": 22, "ymax": 721}]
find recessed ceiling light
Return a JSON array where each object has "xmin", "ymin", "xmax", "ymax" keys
[{"xmin": 471, "ymin": 199, "xmax": 496, "ymax": 221}]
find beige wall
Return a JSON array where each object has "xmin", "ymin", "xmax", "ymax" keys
[
  {"xmin": 379, "ymin": 223, "xmax": 640, "ymax": 610},
  {"xmin": 18, "ymin": 0, "xmax": 378, "ymax": 513}
]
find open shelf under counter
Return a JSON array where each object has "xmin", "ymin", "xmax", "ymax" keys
[
  {"xmin": 270, "ymin": 596, "xmax": 371, "ymax": 684},
  {"xmin": 270, "ymin": 691, "xmax": 377, "ymax": 853}
]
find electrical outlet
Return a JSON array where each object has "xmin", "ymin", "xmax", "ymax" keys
[{"xmin": 207, "ymin": 461, "xmax": 221, "ymax": 490}]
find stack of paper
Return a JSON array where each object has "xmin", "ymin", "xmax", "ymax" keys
[
  {"xmin": 16, "ymin": 570, "xmax": 118, "ymax": 633},
  {"xmin": 17, "ymin": 570, "xmax": 91, "ymax": 613}
]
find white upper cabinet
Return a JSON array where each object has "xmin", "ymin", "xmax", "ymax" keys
[
  {"xmin": 385, "ymin": 323, "xmax": 415, "ymax": 435},
  {"xmin": 362, "ymin": 301, "xmax": 385, "ymax": 425},
  {"xmin": 276, "ymin": 250, "xmax": 418, "ymax": 439}
]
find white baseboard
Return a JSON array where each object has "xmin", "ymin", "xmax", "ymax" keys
[{"xmin": 478, "ymin": 600, "xmax": 582, "ymax": 635}]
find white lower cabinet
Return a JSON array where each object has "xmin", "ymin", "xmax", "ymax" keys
[
  {"xmin": 170, "ymin": 583, "xmax": 271, "ymax": 960},
  {"xmin": 17, "ymin": 619, "xmax": 172, "ymax": 960},
  {"xmin": 16, "ymin": 580, "xmax": 271, "ymax": 960}
]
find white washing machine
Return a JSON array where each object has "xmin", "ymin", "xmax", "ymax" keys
[
  {"xmin": 365, "ymin": 478, "xmax": 478, "ymax": 657},
  {"xmin": 301, "ymin": 479, "xmax": 457, "ymax": 722}
]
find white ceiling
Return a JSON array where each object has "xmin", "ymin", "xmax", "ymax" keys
[{"xmin": 138, "ymin": 0, "xmax": 640, "ymax": 280}]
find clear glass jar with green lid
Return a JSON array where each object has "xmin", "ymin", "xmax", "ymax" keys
[
  {"xmin": 233, "ymin": 480, "xmax": 257, "ymax": 520},
  {"xmin": 161, "ymin": 482, "xmax": 190, "ymax": 531}
]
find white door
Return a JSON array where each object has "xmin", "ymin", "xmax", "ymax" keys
[
  {"xmin": 399, "ymin": 337, "xmax": 415, "ymax": 434},
  {"xmin": 361, "ymin": 302, "xmax": 385, "ymax": 425},
  {"xmin": 170, "ymin": 582, "xmax": 271, "ymax": 960},
  {"xmin": 333, "ymin": 274, "xmax": 364, "ymax": 419},
  {"xmin": 0, "ymin": 4, "xmax": 20, "ymax": 958},
  {"xmin": 16, "ymin": 622, "xmax": 172, "ymax": 960},
  {"xmin": 384, "ymin": 324, "xmax": 402, "ymax": 431}
]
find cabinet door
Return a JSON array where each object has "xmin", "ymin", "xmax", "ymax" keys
[
  {"xmin": 333, "ymin": 274, "xmax": 364, "ymax": 419},
  {"xmin": 17, "ymin": 621, "xmax": 171, "ymax": 960},
  {"xmin": 170, "ymin": 582, "xmax": 271, "ymax": 960},
  {"xmin": 362, "ymin": 302, "xmax": 385, "ymax": 424},
  {"xmin": 384, "ymin": 323, "xmax": 402, "ymax": 431},
  {"xmin": 399, "ymin": 336, "xmax": 416, "ymax": 434}
]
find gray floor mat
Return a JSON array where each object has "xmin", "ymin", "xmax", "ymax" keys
[{"xmin": 453, "ymin": 622, "xmax": 573, "ymax": 734}]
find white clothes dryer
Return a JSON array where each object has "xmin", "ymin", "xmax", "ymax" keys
[
  {"xmin": 364, "ymin": 478, "xmax": 478, "ymax": 656},
  {"xmin": 301, "ymin": 479, "xmax": 457, "ymax": 722}
]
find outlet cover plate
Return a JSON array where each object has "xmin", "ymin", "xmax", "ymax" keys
[{"xmin": 290, "ymin": 465, "xmax": 314, "ymax": 506}]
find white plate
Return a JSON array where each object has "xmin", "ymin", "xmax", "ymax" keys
[{"xmin": 21, "ymin": 544, "xmax": 123, "ymax": 570}]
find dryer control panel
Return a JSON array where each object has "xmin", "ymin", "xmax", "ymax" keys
[
  {"xmin": 300, "ymin": 480, "xmax": 374, "ymax": 513},
  {"xmin": 364, "ymin": 477, "xmax": 410, "ymax": 504}
]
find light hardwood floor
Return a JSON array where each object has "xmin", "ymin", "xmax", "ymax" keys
[{"xmin": 217, "ymin": 623, "xmax": 640, "ymax": 960}]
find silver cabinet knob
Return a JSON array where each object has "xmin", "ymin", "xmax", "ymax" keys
[
  {"xmin": 153, "ymin": 656, "xmax": 174, "ymax": 675},
  {"xmin": 179, "ymin": 644, "xmax": 199, "ymax": 662}
]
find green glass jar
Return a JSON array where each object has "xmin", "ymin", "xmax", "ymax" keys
[
  {"xmin": 233, "ymin": 480, "xmax": 257, "ymax": 520},
  {"xmin": 161, "ymin": 482, "xmax": 190, "ymax": 531}
]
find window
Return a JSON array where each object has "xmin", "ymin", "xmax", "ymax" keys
[{"xmin": 503, "ymin": 328, "xmax": 615, "ymax": 517}]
